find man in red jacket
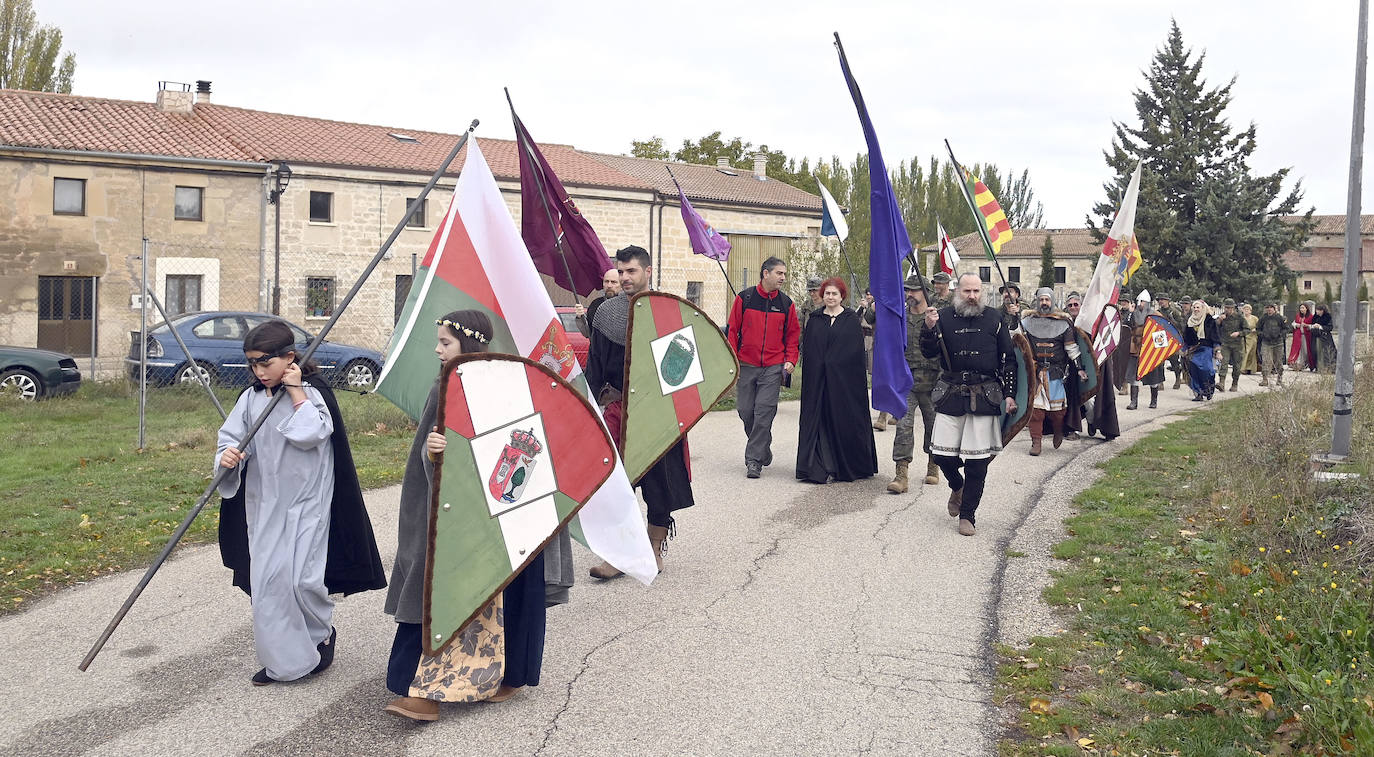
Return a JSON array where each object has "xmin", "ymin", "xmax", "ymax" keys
[{"xmin": 727, "ymin": 256, "xmax": 800, "ymax": 478}]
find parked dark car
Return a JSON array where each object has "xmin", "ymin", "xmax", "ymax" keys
[
  {"xmin": 554, "ymin": 306, "xmax": 590, "ymax": 367},
  {"xmin": 125, "ymin": 312, "xmax": 385, "ymax": 389},
  {"xmin": 0, "ymin": 346, "xmax": 82, "ymax": 400}
]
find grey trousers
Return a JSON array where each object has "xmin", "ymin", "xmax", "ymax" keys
[
  {"xmin": 736, "ymin": 362, "xmax": 783, "ymax": 464},
  {"xmin": 893, "ymin": 388, "xmax": 935, "ymax": 463}
]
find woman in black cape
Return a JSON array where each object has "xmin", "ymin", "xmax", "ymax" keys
[{"xmin": 796, "ymin": 277, "xmax": 878, "ymax": 484}]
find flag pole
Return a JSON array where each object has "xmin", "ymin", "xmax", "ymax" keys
[
  {"xmin": 664, "ymin": 164, "xmax": 735, "ymax": 296},
  {"xmin": 812, "ymin": 172, "xmax": 861, "ymax": 305},
  {"xmin": 505, "ymin": 89, "xmax": 582, "ymax": 307},
  {"xmin": 944, "ymin": 139, "xmax": 1011, "ymax": 301},
  {"xmin": 78, "ymin": 119, "xmax": 481, "ymax": 673}
]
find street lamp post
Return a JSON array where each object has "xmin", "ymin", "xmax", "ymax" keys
[{"xmin": 268, "ymin": 162, "xmax": 292, "ymax": 315}]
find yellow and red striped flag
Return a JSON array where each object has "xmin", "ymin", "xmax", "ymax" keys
[
  {"xmin": 1136, "ymin": 314, "xmax": 1182, "ymax": 380},
  {"xmin": 965, "ymin": 169, "xmax": 1014, "ymax": 255}
]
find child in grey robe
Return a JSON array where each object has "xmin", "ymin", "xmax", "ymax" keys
[{"xmin": 216, "ymin": 321, "xmax": 336, "ymax": 684}]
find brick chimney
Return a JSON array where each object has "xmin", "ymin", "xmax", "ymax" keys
[
  {"xmin": 717, "ymin": 156, "xmax": 730, "ymax": 168},
  {"xmin": 195, "ymin": 80, "xmax": 212, "ymax": 104},
  {"xmin": 752, "ymin": 153, "xmax": 768, "ymax": 180},
  {"xmin": 155, "ymin": 81, "xmax": 193, "ymax": 114}
]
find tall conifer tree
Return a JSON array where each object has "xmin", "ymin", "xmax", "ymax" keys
[{"xmin": 1087, "ymin": 21, "xmax": 1312, "ymax": 305}]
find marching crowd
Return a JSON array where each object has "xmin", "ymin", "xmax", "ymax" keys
[{"xmin": 207, "ymin": 247, "xmax": 1337, "ymax": 723}]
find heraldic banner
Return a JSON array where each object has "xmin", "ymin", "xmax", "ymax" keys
[
  {"xmin": 378, "ymin": 137, "xmax": 658, "ymax": 585},
  {"xmin": 426, "ymin": 354, "xmax": 615, "ymax": 655},
  {"xmin": 621, "ymin": 292, "xmax": 739, "ymax": 483}
]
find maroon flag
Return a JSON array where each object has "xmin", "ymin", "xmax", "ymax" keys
[{"xmin": 512, "ymin": 108, "xmax": 609, "ymax": 298}]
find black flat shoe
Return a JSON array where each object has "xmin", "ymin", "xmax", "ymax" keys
[
  {"xmin": 311, "ymin": 627, "xmax": 337, "ymax": 675},
  {"xmin": 251, "ymin": 668, "xmax": 278, "ymax": 686}
]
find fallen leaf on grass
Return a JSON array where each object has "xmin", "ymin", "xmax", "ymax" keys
[
  {"xmin": 1061, "ymin": 724, "xmax": 1081, "ymax": 740},
  {"xmin": 1257, "ymin": 692, "xmax": 1274, "ymax": 710},
  {"xmin": 1029, "ymin": 698, "xmax": 1054, "ymax": 715},
  {"xmin": 1190, "ymin": 702, "xmax": 1217, "ymax": 714},
  {"xmin": 1076, "ymin": 737, "xmax": 1095, "ymax": 749}
]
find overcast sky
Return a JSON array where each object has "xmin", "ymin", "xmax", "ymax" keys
[{"xmin": 37, "ymin": 0, "xmax": 1370, "ymax": 227}]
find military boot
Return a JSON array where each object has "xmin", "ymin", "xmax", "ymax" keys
[
  {"xmin": 1149, "ymin": 386, "xmax": 1159, "ymax": 408},
  {"xmin": 1127, "ymin": 385, "xmax": 1139, "ymax": 410},
  {"xmin": 873, "ymin": 412, "xmax": 889, "ymax": 432},
  {"xmin": 886, "ymin": 461, "xmax": 909, "ymax": 494},
  {"xmin": 924, "ymin": 457, "xmax": 940, "ymax": 485},
  {"xmin": 1230, "ymin": 375, "xmax": 1239, "ymax": 392}
]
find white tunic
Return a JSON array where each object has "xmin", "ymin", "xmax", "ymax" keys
[{"xmin": 216, "ymin": 385, "xmax": 335, "ymax": 681}]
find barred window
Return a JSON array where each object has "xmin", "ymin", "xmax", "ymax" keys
[
  {"xmin": 1008, "ymin": 266, "xmax": 1021, "ymax": 283},
  {"xmin": 306, "ymin": 277, "xmax": 334, "ymax": 317},
  {"xmin": 166, "ymin": 275, "xmax": 202, "ymax": 314},
  {"xmin": 978, "ymin": 266, "xmax": 991, "ymax": 283},
  {"xmin": 1054, "ymin": 266, "xmax": 1067, "ymax": 284}
]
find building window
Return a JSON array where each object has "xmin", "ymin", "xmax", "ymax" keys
[
  {"xmin": 978, "ymin": 266, "xmax": 991, "ymax": 283},
  {"xmin": 306, "ymin": 277, "xmax": 334, "ymax": 317},
  {"xmin": 685, "ymin": 281, "xmax": 703, "ymax": 306},
  {"xmin": 165, "ymin": 275, "xmax": 202, "ymax": 315},
  {"xmin": 395, "ymin": 274, "xmax": 413, "ymax": 323},
  {"xmin": 309, "ymin": 191, "xmax": 333, "ymax": 223},
  {"xmin": 405, "ymin": 197, "xmax": 427, "ymax": 228},
  {"xmin": 53, "ymin": 178, "xmax": 86, "ymax": 215},
  {"xmin": 1304, "ymin": 280, "xmax": 1313, "ymax": 290},
  {"xmin": 1054, "ymin": 266, "xmax": 1067, "ymax": 284},
  {"xmin": 174, "ymin": 186, "xmax": 203, "ymax": 221},
  {"xmin": 1007, "ymin": 266, "xmax": 1021, "ymax": 283}
]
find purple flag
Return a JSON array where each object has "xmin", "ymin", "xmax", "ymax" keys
[
  {"xmin": 670, "ymin": 172, "xmax": 731, "ymax": 261},
  {"xmin": 513, "ymin": 113, "xmax": 609, "ymax": 297}
]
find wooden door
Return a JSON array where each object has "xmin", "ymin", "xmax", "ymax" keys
[{"xmin": 37, "ymin": 276, "xmax": 95, "ymax": 356}]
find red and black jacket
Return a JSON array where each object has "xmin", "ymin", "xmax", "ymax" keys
[{"xmin": 726, "ymin": 284, "xmax": 800, "ymax": 368}]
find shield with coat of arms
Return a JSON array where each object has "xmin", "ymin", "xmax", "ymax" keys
[
  {"xmin": 621, "ymin": 291, "xmax": 739, "ymax": 484},
  {"xmin": 425, "ymin": 354, "xmax": 615, "ymax": 655}
]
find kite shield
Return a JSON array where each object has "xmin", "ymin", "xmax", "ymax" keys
[
  {"xmin": 424, "ymin": 354, "xmax": 615, "ymax": 656},
  {"xmin": 621, "ymin": 291, "xmax": 739, "ymax": 484},
  {"xmin": 1000, "ymin": 332, "xmax": 1038, "ymax": 447}
]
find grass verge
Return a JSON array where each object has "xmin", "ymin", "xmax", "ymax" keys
[
  {"xmin": 998, "ymin": 365, "xmax": 1374, "ymax": 756},
  {"xmin": 0, "ymin": 381, "xmax": 415, "ymax": 612}
]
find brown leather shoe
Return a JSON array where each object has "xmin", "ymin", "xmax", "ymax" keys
[
  {"xmin": 1029, "ymin": 438, "xmax": 1041, "ymax": 456},
  {"xmin": 589, "ymin": 560, "xmax": 624, "ymax": 580},
  {"xmin": 947, "ymin": 488, "xmax": 962, "ymax": 518},
  {"xmin": 958, "ymin": 519, "xmax": 977, "ymax": 536},
  {"xmin": 384, "ymin": 696, "xmax": 439, "ymax": 722},
  {"xmin": 486, "ymin": 684, "xmax": 520, "ymax": 703}
]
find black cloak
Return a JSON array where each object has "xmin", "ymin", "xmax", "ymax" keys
[
  {"xmin": 1086, "ymin": 357, "xmax": 1121, "ymax": 440},
  {"xmin": 218, "ymin": 373, "xmax": 388, "ymax": 597},
  {"xmin": 795, "ymin": 308, "xmax": 878, "ymax": 483}
]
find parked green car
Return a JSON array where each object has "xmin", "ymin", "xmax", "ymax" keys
[{"xmin": 0, "ymin": 346, "xmax": 82, "ymax": 400}]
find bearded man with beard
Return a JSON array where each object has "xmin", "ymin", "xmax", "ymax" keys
[
  {"xmin": 1020, "ymin": 288, "xmax": 1085, "ymax": 455},
  {"xmin": 920, "ymin": 273, "xmax": 1017, "ymax": 537}
]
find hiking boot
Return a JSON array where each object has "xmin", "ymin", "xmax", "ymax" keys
[
  {"xmin": 746, "ymin": 461, "xmax": 761, "ymax": 479},
  {"xmin": 947, "ymin": 488, "xmax": 962, "ymax": 518},
  {"xmin": 384, "ymin": 696, "xmax": 439, "ymax": 722},
  {"xmin": 873, "ymin": 412, "xmax": 889, "ymax": 431},
  {"xmin": 958, "ymin": 519, "xmax": 977, "ymax": 536},
  {"xmin": 886, "ymin": 461, "xmax": 909, "ymax": 494},
  {"xmin": 924, "ymin": 459, "xmax": 939, "ymax": 485},
  {"xmin": 589, "ymin": 560, "xmax": 624, "ymax": 580}
]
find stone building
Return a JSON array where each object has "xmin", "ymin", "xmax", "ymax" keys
[
  {"xmin": 0, "ymin": 82, "xmax": 820, "ymax": 378},
  {"xmin": 1282, "ymin": 214, "xmax": 1374, "ymax": 301},
  {"xmin": 925, "ymin": 228, "xmax": 1100, "ymax": 305}
]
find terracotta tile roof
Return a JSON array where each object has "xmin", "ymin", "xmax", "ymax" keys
[
  {"xmin": 0, "ymin": 89, "xmax": 649, "ymax": 190},
  {"xmin": 584, "ymin": 152, "xmax": 822, "ymax": 213},
  {"xmin": 925, "ymin": 227, "xmax": 1103, "ymax": 258},
  {"xmin": 1283, "ymin": 214, "xmax": 1374, "ymax": 235},
  {"xmin": 0, "ymin": 89, "xmax": 251, "ymax": 161},
  {"xmin": 1284, "ymin": 246, "xmax": 1371, "ymax": 273}
]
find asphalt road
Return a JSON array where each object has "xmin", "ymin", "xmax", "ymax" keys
[{"xmin": 0, "ymin": 371, "xmax": 1274, "ymax": 756}]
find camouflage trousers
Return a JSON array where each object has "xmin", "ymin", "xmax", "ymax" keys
[
  {"xmin": 1217, "ymin": 343, "xmax": 1245, "ymax": 382},
  {"xmin": 893, "ymin": 386, "xmax": 936, "ymax": 463},
  {"xmin": 1260, "ymin": 343, "xmax": 1285, "ymax": 379}
]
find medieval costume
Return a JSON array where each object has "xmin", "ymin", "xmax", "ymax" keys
[
  {"xmin": 1183, "ymin": 301, "xmax": 1220, "ymax": 401},
  {"xmin": 1111, "ymin": 298, "xmax": 1135, "ymax": 394},
  {"xmin": 218, "ymin": 373, "xmax": 387, "ymax": 683},
  {"xmin": 796, "ymin": 305, "xmax": 878, "ymax": 483},
  {"xmin": 919, "ymin": 300, "xmax": 1017, "ymax": 537},
  {"xmin": 1313, "ymin": 305, "xmax": 1337, "ymax": 373},
  {"xmin": 1021, "ymin": 289, "xmax": 1083, "ymax": 455},
  {"xmin": 383, "ymin": 382, "xmax": 546, "ymax": 710},
  {"xmin": 1125, "ymin": 293, "xmax": 1166, "ymax": 409},
  {"xmin": 1289, "ymin": 302, "xmax": 1316, "ymax": 370},
  {"xmin": 1241, "ymin": 304, "xmax": 1260, "ymax": 373},
  {"xmin": 586, "ymin": 292, "xmax": 694, "ymax": 574}
]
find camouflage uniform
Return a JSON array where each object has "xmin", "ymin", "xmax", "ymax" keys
[
  {"xmin": 1255, "ymin": 308, "xmax": 1290, "ymax": 386},
  {"xmin": 1216, "ymin": 301, "xmax": 1249, "ymax": 390},
  {"xmin": 893, "ymin": 308, "xmax": 941, "ymax": 465}
]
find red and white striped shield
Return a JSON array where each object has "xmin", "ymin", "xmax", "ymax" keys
[{"xmin": 1092, "ymin": 304, "xmax": 1122, "ymax": 365}]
